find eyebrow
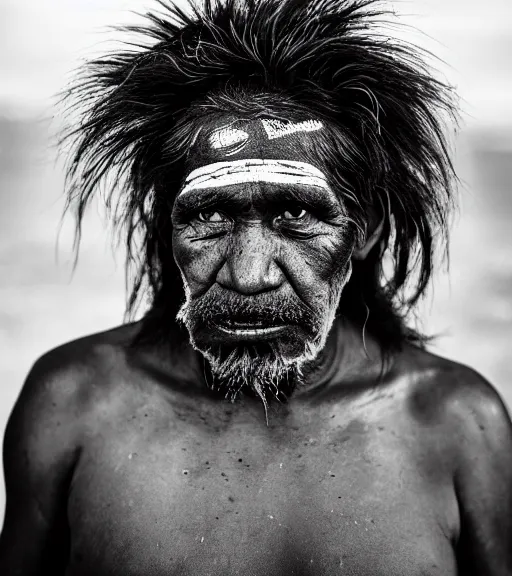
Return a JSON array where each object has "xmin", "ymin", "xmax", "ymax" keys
[{"xmin": 172, "ymin": 182, "xmax": 342, "ymax": 219}]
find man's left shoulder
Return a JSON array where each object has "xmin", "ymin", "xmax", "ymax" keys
[
  {"xmin": 401, "ymin": 348, "xmax": 512, "ymax": 452},
  {"xmin": 401, "ymin": 353, "xmax": 512, "ymax": 573}
]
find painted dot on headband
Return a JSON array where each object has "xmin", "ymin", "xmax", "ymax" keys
[{"xmin": 208, "ymin": 126, "xmax": 249, "ymax": 156}]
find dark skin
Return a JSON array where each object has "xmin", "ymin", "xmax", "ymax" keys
[
  {"xmin": 1, "ymin": 119, "xmax": 512, "ymax": 575},
  {"xmin": 1, "ymin": 323, "xmax": 511, "ymax": 575}
]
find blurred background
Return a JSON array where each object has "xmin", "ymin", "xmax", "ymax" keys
[{"xmin": 0, "ymin": 0, "xmax": 511, "ymax": 521}]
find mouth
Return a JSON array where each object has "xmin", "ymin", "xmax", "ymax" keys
[{"xmin": 216, "ymin": 320, "xmax": 290, "ymax": 340}]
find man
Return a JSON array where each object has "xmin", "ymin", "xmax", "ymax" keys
[{"xmin": 1, "ymin": 0, "xmax": 511, "ymax": 574}]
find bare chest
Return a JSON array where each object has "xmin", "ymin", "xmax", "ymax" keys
[{"xmin": 66, "ymin": 401, "xmax": 457, "ymax": 576}]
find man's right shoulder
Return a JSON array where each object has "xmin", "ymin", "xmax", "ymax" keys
[
  {"xmin": 13, "ymin": 323, "xmax": 142, "ymax": 434},
  {"xmin": 0, "ymin": 324, "xmax": 145, "ymax": 546}
]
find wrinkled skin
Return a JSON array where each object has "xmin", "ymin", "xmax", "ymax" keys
[{"xmin": 172, "ymin": 115, "xmax": 359, "ymax": 404}]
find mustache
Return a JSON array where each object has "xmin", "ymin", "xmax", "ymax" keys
[{"xmin": 182, "ymin": 286, "xmax": 318, "ymax": 329}]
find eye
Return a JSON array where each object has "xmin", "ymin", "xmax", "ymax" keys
[
  {"xmin": 281, "ymin": 206, "xmax": 307, "ymax": 220},
  {"xmin": 273, "ymin": 203, "xmax": 320, "ymax": 238},
  {"xmin": 197, "ymin": 210, "xmax": 226, "ymax": 223}
]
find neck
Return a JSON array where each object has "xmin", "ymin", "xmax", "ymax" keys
[{"xmin": 299, "ymin": 317, "xmax": 386, "ymax": 394}]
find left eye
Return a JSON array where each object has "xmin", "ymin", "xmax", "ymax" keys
[
  {"xmin": 282, "ymin": 207, "xmax": 307, "ymax": 220},
  {"xmin": 197, "ymin": 211, "xmax": 225, "ymax": 223}
]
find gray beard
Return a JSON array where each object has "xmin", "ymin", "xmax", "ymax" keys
[
  {"xmin": 204, "ymin": 343, "xmax": 304, "ymax": 413},
  {"xmin": 177, "ymin": 261, "xmax": 353, "ymax": 414}
]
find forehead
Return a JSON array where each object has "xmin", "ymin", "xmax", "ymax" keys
[
  {"xmin": 178, "ymin": 115, "xmax": 338, "ymax": 204},
  {"xmin": 185, "ymin": 115, "xmax": 327, "ymax": 173}
]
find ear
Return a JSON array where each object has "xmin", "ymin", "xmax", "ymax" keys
[{"xmin": 352, "ymin": 209, "xmax": 385, "ymax": 261}]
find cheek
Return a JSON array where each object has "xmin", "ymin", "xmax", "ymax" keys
[
  {"xmin": 280, "ymin": 231, "xmax": 353, "ymax": 307},
  {"xmin": 172, "ymin": 230, "xmax": 226, "ymax": 297}
]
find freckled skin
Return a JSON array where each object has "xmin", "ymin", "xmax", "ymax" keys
[{"xmin": 1, "ymin": 117, "xmax": 511, "ymax": 575}]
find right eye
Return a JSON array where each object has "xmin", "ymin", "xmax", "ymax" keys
[{"xmin": 197, "ymin": 211, "xmax": 226, "ymax": 223}]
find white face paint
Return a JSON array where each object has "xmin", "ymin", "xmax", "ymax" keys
[
  {"xmin": 208, "ymin": 126, "xmax": 249, "ymax": 155},
  {"xmin": 261, "ymin": 118, "xmax": 324, "ymax": 140},
  {"xmin": 179, "ymin": 158, "xmax": 331, "ymax": 197}
]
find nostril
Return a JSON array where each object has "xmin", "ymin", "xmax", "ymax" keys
[{"xmin": 216, "ymin": 255, "xmax": 284, "ymax": 295}]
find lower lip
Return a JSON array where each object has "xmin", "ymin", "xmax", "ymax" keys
[{"xmin": 217, "ymin": 324, "xmax": 289, "ymax": 338}]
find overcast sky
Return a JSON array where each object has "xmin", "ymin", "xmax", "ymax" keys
[{"xmin": 0, "ymin": 0, "xmax": 511, "ymax": 126}]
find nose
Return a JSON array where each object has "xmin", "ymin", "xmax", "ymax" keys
[{"xmin": 216, "ymin": 223, "xmax": 285, "ymax": 295}]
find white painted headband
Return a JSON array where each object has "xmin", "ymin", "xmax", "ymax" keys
[{"xmin": 179, "ymin": 159, "xmax": 330, "ymax": 197}]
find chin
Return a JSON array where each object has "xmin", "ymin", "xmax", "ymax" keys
[
  {"xmin": 176, "ymin": 288, "xmax": 341, "ymax": 410},
  {"xmin": 187, "ymin": 324, "xmax": 333, "ymax": 413},
  {"xmin": 203, "ymin": 342, "xmax": 304, "ymax": 408}
]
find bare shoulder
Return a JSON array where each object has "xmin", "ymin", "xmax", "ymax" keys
[
  {"xmin": 386, "ymin": 350, "xmax": 512, "ymax": 572},
  {"xmin": 5, "ymin": 320, "xmax": 203, "ymax": 451},
  {"xmin": 394, "ymin": 348, "xmax": 512, "ymax": 573},
  {"xmin": 393, "ymin": 346, "xmax": 512, "ymax": 487},
  {"xmin": 0, "ymin": 324, "xmax": 150, "ymax": 569},
  {"xmin": 397, "ymin": 346, "xmax": 511, "ymax": 435},
  {"xmin": 4, "ymin": 322, "xmax": 143, "ymax": 463},
  {"xmin": 19, "ymin": 322, "xmax": 141, "ymax": 410}
]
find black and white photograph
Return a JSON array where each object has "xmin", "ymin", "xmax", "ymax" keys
[{"xmin": 0, "ymin": 0, "xmax": 511, "ymax": 574}]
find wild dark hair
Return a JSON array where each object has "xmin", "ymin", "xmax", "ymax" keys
[{"xmin": 61, "ymin": 0, "xmax": 459, "ymax": 352}]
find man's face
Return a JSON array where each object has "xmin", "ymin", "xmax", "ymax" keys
[{"xmin": 171, "ymin": 115, "xmax": 355, "ymax": 403}]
